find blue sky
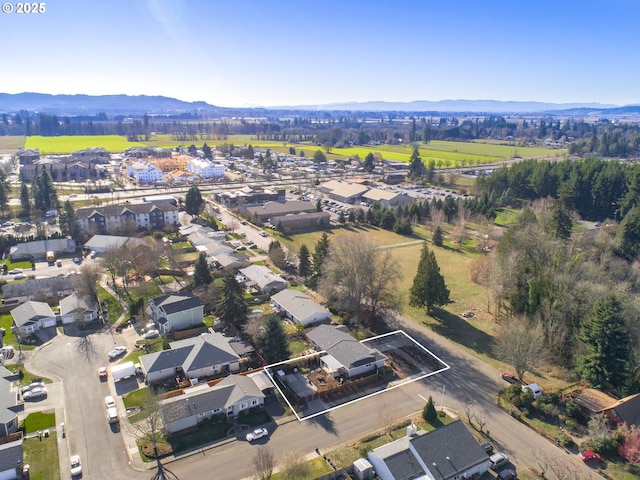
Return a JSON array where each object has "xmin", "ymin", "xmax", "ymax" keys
[{"xmin": 1, "ymin": 0, "xmax": 639, "ymax": 107}]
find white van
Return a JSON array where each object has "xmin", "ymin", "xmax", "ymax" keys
[
  {"xmin": 522, "ymin": 383, "xmax": 543, "ymax": 398},
  {"xmin": 107, "ymin": 407, "xmax": 119, "ymax": 424}
]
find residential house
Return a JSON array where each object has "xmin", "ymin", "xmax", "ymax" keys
[
  {"xmin": 0, "ymin": 366, "xmax": 21, "ymax": 438},
  {"xmin": 83, "ymin": 235, "xmax": 147, "ymax": 253},
  {"xmin": 602, "ymin": 394, "xmax": 640, "ymax": 427},
  {"xmin": 0, "ymin": 435, "xmax": 24, "ymax": 480},
  {"xmin": 15, "ymin": 149, "xmax": 40, "ymax": 165},
  {"xmin": 11, "ymin": 301, "xmax": 57, "ymax": 335},
  {"xmin": 9, "ymin": 238, "xmax": 76, "ymax": 261},
  {"xmin": 306, "ymin": 325, "xmax": 386, "ymax": 379},
  {"xmin": 271, "ymin": 289, "xmax": 331, "ymax": 327},
  {"xmin": 239, "ymin": 265, "xmax": 287, "ymax": 295},
  {"xmin": 59, "ymin": 293, "xmax": 98, "ymax": 325},
  {"xmin": 168, "ymin": 170, "xmax": 197, "ymax": 184},
  {"xmin": 75, "ymin": 201, "xmax": 179, "ymax": 235},
  {"xmin": 149, "ymin": 294, "xmax": 204, "ymax": 335},
  {"xmin": 367, "ymin": 420, "xmax": 490, "ymax": 480},
  {"xmin": 159, "ymin": 374, "xmax": 265, "ymax": 434},
  {"xmin": 71, "ymin": 147, "xmax": 111, "ymax": 162},
  {"xmin": 125, "ymin": 147, "xmax": 172, "ymax": 159},
  {"xmin": 140, "ymin": 332, "xmax": 241, "ymax": 385}
]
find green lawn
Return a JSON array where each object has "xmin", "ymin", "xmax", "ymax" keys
[
  {"xmin": 20, "ymin": 412, "xmax": 56, "ymax": 433},
  {"xmin": 24, "ymin": 432, "xmax": 61, "ymax": 480},
  {"xmin": 25, "ymin": 135, "xmax": 147, "ymax": 154},
  {"xmin": 167, "ymin": 421, "xmax": 232, "ymax": 454},
  {"xmin": 97, "ymin": 285, "xmax": 124, "ymax": 324},
  {"xmin": 123, "ymin": 387, "xmax": 150, "ymax": 409}
]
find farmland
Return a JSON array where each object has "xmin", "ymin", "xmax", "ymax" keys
[{"xmin": 19, "ymin": 133, "xmax": 566, "ymax": 168}]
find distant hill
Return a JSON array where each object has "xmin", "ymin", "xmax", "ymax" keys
[
  {"xmin": 277, "ymin": 99, "xmax": 620, "ymax": 113},
  {"xmin": 1, "ymin": 92, "xmax": 637, "ymax": 116},
  {"xmin": 0, "ymin": 93, "xmax": 226, "ymax": 115}
]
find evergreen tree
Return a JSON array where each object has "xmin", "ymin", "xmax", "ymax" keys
[
  {"xmin": 215, "ymin": 273, "xmax": 248, "ymax": 328},
  {"xmin": 422, "ymin": 395, "xmax": 437, "ymax": 422},
  {"xmin": 202, "ymin": 142, "xmax": 212, "ymax": 159},
  {"xmin": 193, "ymin": 252, "xmax": 212, "ymax": 287},
  {"xmin": 58, "ymin": 200, "xmax": 80, "ymax": 240},
  {"xmin": 31, "ymin": 168, "xmax": 58, "ymax": 213},
  {"xmin": 258, "ymin": 314, "xmax": 291, "ymax": 363},
  {"xmin": 312, "ymin": 233, "xmax": 331, "ymax": 276},
  {"xmin": 20, "ymin": 183, "xmax": 30, "ymax": 217},
  {"xmin": 576, "ymin": 294, "xmax": 632, "ymax": 393},
  {"xmin": 298, "ymin": 244, "xmax": 311, "ymax": 277},
  {"xmin": 0, "ymin": 170, "xmax": 9, "ymax": 216},
  {"xmin": 313, "ymin": 150, "xmax": 327, "ymax": 163},
  {"xmin": 409, "ymin": 243, "xmax": 450, "ymax": 314},
  {"xmin": 432, "ymin": 226, "xmax": 444, "ymax": 246},
  {"xmin": 617, "ymin": 206, "xmax": 640, "ymax": 260},
  {"xmin": 185, "ymin": 185, "xmax": 203, "ymax": 216},
  {"xmin": 363, "ymin": 152, "xmax": 375, "ymax": 173},
  {"xmin": 408, "ymin": 147, "xmax": 425, "ymax": 179}
]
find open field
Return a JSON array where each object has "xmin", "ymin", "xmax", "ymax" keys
[
  {"xmin": 0, "ymin": 135, "xmax": 26, "ymax": 151},
  {"xmin": 24, "ymin": 135, "xmax": 147, "ymax": 154}
]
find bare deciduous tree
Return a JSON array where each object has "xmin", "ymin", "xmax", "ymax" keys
[
  {"xmin": 318, "ymin": 235, "xmax": 399, "ymax": 324},
  {"xmin": 378, "ymin": 403, "xmax": 396, "ymax": 439},
  {"xmin": 279, "ymin": 450, "xmax": 310, "ymax": 480},
  {"xmin": 496, "ymin": 317, "xmax": 547, "ymax": 381},
  {"xmin": 252, "ymin": 446, "xmax": 275, "ymax": 480},
  {"xmin": 72, "ymin": 262, "xmax": 102, "ymax": 301}
]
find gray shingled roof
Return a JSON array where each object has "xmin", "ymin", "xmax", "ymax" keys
[
  {"xmin": 385, "ymin": 449, "xmax": 426, "ymax": 480},
  {"xmin": 271, "ymin": 289, "xmax": 330, "ymax": 324},
  {"xmin": 140, "ymin": 333, "xmax": 239, "ymax": 375},
  {"xmin": 409, "ymin": 420, "xmax": 489, "ymax": 480},
  {"xmin": 160, "ymin": 374, "xmax": 264, "ymax": 424},
  {"xmin": 151, "ymin": 294, "xmax": 203, "ymax": 315},
  {"xmin": 10, "ymin": 301, "xmax": 55, "ymax": 328},
  {"xmin": 307, "ymin": 325, "xmax": 386, "ymax": 371},
  {"xmin": 59, "ymin": 293, "xmax": 97, "ymax": 316},
  {"xmin": 0, "ymin": 438, "xmax": 23, "ymax": 473},
  {"xmin": 76, "ymin": 201, "xmax": 177, "ymax": 220}
]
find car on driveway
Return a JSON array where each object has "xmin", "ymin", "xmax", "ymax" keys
[
  {"xmin": 21, "ymin": 382, "xmax": 45, "ymax": 394},
  {"xmin": 104, "ymin": 395, "xmax": 116, "ymax": 409},
  {"xmin": 246, "ymin": 427, "xmax": 268, "ymax": 442},
  {"xmin": 23, "ymin": 387, "xmax": 47, "ymax": 401},
  {"xmin": 107, "ymin": 346, "xmax": 127, "ymax": 359},
  {"xmin": 497, "ymin": 468, "xmax": 517, "ymax": 480},
  {"xmin": 142, "ymin": 329, "xmax": 160, "ymax": 340},
  {"xmin": 579, "ymin": 451, "xmax": 603, "ymax": 462},
  {"xmin": 70, "ymin": 455, "xmax": 82, "ymax": 477},
  {"xmin": 489, "ymin": 452, "xmax": 509, "ymax": 470},
  {"xmin": 99, "ymin": 366, "xmax": 108, "ymax": 380},
  {"xmin": 501, "ymin": 373, "xmax": 519, "ymax": 384}
]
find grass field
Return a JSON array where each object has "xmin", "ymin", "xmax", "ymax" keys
[
  {"xmin": 24, "ymin": 433, "xmax": 61, "ymax": 480},
  {"xmin": 21, "ymin": 133, "xmax": 566, "ymax": 169},
  {"xmin": 0, "ymin": 135, "xmax": 26, "ymax": 150}
]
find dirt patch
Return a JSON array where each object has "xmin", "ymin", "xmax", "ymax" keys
[{"xmin": 307, "ymin": 368, "xmax": 339, "ymax": 392}]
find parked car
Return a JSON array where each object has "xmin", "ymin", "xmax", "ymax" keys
[
  {"xmin": 104, "ymin": 395, "xmax": 116, "ymax": 409},
  {"xmin": 501, "ymin": 373, "xmax": 519, "ymax": 384},
  {"xmin": 480, "ymin": 442, "xmax": 494, "ymax": 455},
  {"xmin": 23, "ymin": 386, "xmax": 47, "ymax": 401},
  {"xmin": 107, "ymin": 346, "xmax": 127, "ymax": 359},
  {"xmin": 246, "ymin": 427, "xmax": 268, "ymax": 442},
  {"xmin": 98, "ymin": 366, "xmax": 108, "ymax": 380},
  {"xmin": 73, "ymin": 257, "xmax": 81, "ymax": 264},
  {"xmin": 8, "ymin": 268, "xmax": 22, "ymax": 275},
  {"xmin": 70, "ymin": 455, "xmax": 82, "ymax": 476},
  {"xmin": 579, "ymin": 451, "xmax": 603, "ymax": 462},
  {"xmin": 21, "ymin": 382, "xmax": 45, "ymax": 394},
  {"xmin": 259, "ymin": 231, "xmax": 268, "ymax": 237},
  {"xmin": 142, "ymin": 329, "xmax": 159, "ymax": 340},
  {"xmin": 522, "ymin": 383, "xmax": 543, "ymax": 398},
  {"xmin": 13, "ymin": 273, "xmax": 27, "ymax": 280},
  {"xmin": 497, "ymin": 468, "xmax": 517, "ymax": 480},
  {"xmin": 489, "ymin": 452, "xmax": 509, "ymax": 470}
]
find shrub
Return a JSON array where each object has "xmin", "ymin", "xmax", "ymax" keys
[
  {"xmin": 557, "ymin": 433, "xmax": 574, "ymax": 447},
  {"xmin": 565, "ymin": 401, "xmax": 584, "ymax": 421}
]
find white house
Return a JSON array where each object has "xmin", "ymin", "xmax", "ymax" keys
[
  {"xmin": 306, "ymin": 325, "xmax": 386, "ymax": 379},
  {"xmin": 127, "ymin": 161, "xmax": 163, "ymax": 183},
  {"xmin": 367, "ymin": 420, "xmax": 490, "ymax": 480},
  {"xmin": 159, "ymin": 374, "xmax": 265, "ymax": 434},
  {"xmin": 149, "ymin": 294, "xmax": 204, "ymax": 335},
  {"xmin": 140, "ymin": 332, "xmax": 241, "ymax": 385},
  {"xmin": 59, "ymin": 293, "xmax": 98, "ymax": 324},
  {"xmin": 186, "ymin": 158, "xmax": 226, "ymax": 179},
  {"xmin": 271, "ymin": 289, "xmax": 331, "ymax": 327},
  {"xmin": 10, "ymin": 301, "xmax": 56, "ymax": 335}
]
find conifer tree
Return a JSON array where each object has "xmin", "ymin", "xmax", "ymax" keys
[
  {"xmin": 259, "ymin": 314, "xmax": 291, "ymax": 363},
  {"xmin": 410, "ymin": 243, "xmax": 450, "ymax": 314},
  {"xmin": 298, "ymin": 244, "xmax": 311, "ymax": 277},
  {"xmin": 432, "ymin": 226, "xmax": 444, "ymax": 246},
  {"xmin": 422, "ymin": 395, "xmax": 437, "ymax": 423},
  {"xmin": 193, "ymin": 252, "xmax": 212, "ymax": 287}
]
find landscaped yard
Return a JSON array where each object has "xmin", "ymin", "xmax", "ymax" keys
[
  {"xmin": 20, "ymin": 412, "xmax": 56, "ymax": 434},
  {"xmin": 97, "ymin": 285, "xmax": 123, "ymax": 324},
  {"xmin": 24, "ymin": 432, "xmax": 61, "ymax": 480}
]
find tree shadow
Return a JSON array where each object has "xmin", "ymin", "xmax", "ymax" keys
[
  {"xmin": 429, "ymin": 308, "xmax": 496, "ymax": 356},
  {"xmin": 306, "ymin": 411, "xmax": 338, "ymax": 436},
  {"xmin": 75, "ymin": 332, "xmax": 97, "ymax": 362}
]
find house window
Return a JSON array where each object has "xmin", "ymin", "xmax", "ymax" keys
[
  {"xmin": 198, "ymin": 413, "xmax": 204, "ymax": 418},
  {"xmin": 251, "ymin": 400, "xmax": 258, "ymax": 406},
  {"xmin": 240, "ymin": 402, "xmax": 248, "ymax": 410}
]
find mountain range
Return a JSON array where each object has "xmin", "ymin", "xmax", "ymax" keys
[{"xmin": 0, "ymin": 92, "xmax": 638, "ymax": 116}]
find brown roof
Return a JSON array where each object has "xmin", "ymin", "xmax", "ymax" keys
[
  {"xmin": 574, "ymin": 388, "xmax": 618, "ymax": 413},
  {"xmin": 604, "ymin": 394, "xmax": 640, "ymax": 426}
]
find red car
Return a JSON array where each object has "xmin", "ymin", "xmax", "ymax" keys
[
  {"xmin": 98, "ymin": 367, "xmax": 108, "ymax": 380},
  {"xmin": 501, "ymin": 372, "xmax": 519, "ymax": 384},
  {"xmin": 579, "ymin": 451, "xmax": 603, "ymax": 462}
]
